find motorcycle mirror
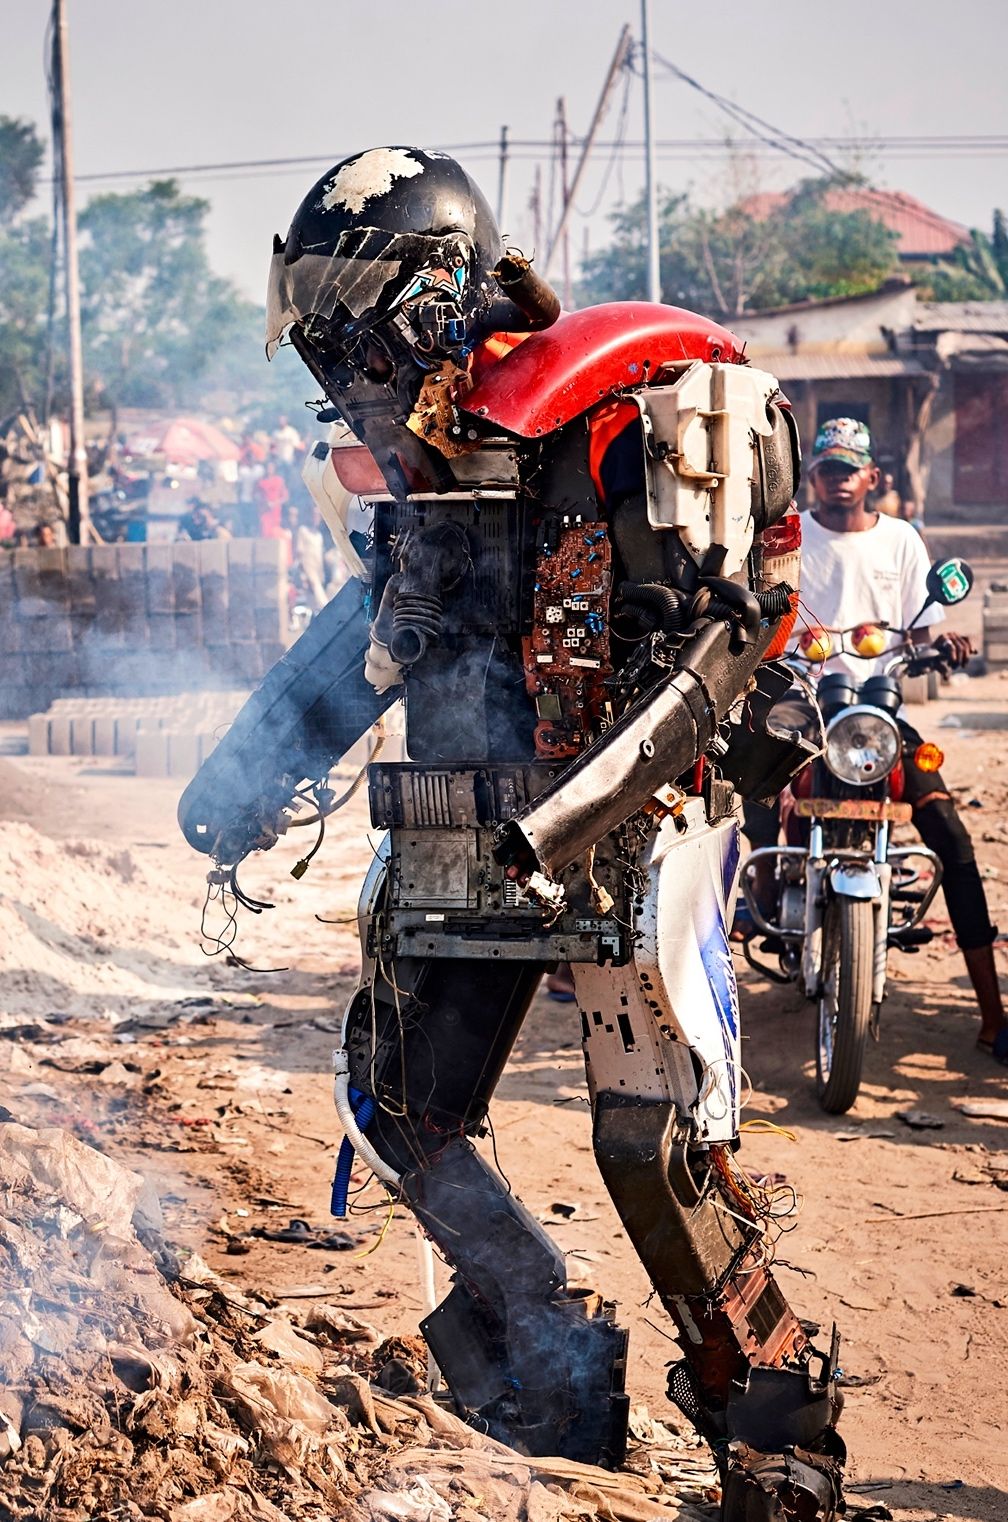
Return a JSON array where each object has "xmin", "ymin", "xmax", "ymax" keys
[{"xmin": 926, "ymin": 557, "xmax": 974, "ymax": 608}]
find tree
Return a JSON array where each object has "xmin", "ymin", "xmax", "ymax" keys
[
  {"xmin": 0, "ymin": 117, "xmax": 52, "ymax": 416},
  {"xmin": 78, "ymin": 180, "xmax": 258, "ymax": 409},
  {"xmin": 579, "ymin": 174, "xmax": 899, "ymax": 316},
  {"xmin": 918, "ymin": 221, "xmax": 1007, "ymax": 302}
]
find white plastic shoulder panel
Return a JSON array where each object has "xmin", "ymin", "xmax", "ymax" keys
[
  {"xmin": 630, "ymin": 361, "xmax": 780, "ymax": 577},
  {"xmin": 301, "ymin": 424, "xmax": 370, "ymax": 582}
]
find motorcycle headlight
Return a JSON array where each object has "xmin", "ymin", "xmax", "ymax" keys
[{"xmin": 824, "ymin": 705, "xmax": 901, "ymax": 787}]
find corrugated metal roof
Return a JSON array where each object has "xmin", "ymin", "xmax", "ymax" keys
[
  {"xmin": 751, "ymin": 351, "xmax": 927, "ymax": 380},
  {"xmin": 914, "ymin": 302, "xmax": 1008, "ymax": 333}
]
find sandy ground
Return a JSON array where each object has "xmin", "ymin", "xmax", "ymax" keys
[{"xmin": 2, "ymin": 667, "xmax": 1007, "ymax": 1522}]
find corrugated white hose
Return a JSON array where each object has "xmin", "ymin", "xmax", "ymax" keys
[
  {"xmin": 414, "ymin": 1225, "xmax": 441, "ymax": 1393},
  {"xmin": 331, "ymin": 1047, "xmax": 401, "ymax": 1187}
]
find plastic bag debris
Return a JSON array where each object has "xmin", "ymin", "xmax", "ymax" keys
[
  {"xmin": 365, "ymin": 1477, "xmax": 452, "ymax": 1521},
  {"xmin": 223, "ymin": 1361, "xmax": 349, "ymax": 1476},
  {"xmin": 251, "ymin": 1318, "xmax": 325, "ymax": 1375},
  {"xmin": 0, "ymin": 1121, "xmax": 145, "ymax": 1237}
]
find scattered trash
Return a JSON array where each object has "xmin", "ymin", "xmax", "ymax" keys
[
  {"xmin": 953, "ymin": 1098, "xmax": 1008, "ymax": 1121},
  {"xmin": 365, "ymin": 1477, "xmax": 452, "ymax": 1522},
  {"xmin": 250, "ymin": 1217, "xmax": 356, "ymax": 1250},
  {"xmin": 833, "ymin": 1129, "xmax": 897, "ymax": 1142}
]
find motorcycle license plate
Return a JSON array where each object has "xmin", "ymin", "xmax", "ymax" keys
[{"xmin": 793, "ymin": 798, "xmax": 913, "ymax": 823}]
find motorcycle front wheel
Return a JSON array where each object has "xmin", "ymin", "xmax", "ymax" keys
[{"xmin": 815, "ymin": 896, "xmax": 873, "ymax": 1114}]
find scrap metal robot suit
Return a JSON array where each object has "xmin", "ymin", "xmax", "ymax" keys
[{"xmin": 179, "ymin": 148, "xmax": 847, "ymax": 1520}]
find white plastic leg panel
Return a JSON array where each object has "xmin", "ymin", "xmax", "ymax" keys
[{"xmin": 575, "ymin": 799, "xmax": 743, "ymax": 1145}]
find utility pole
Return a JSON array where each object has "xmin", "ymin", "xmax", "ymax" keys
[
  {"xmin": 52, "ymin": 0, "xmax": 89, "ymax": 543},
  {"xmin": 496, "ymin": 124, "xmax": 510, "ymax": 231},
  {"xmin": 640, "ymin": 0, "xmax": 662, "ymax": 303},
  {"xmin": 556, "ymin": 98, "xmax": 572, "ymax": 308},
  {"xmin": 543, "ymin": 26, "xmax": 633, "ymax": 286},
  {"xmin": 529, "ymin": 164, "xmax": 542, "ymax": 254}
]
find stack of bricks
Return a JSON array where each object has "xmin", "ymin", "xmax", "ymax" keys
[
  {"xmin": 0, "ymin": 538, "xmax": 288, "ymax": 720},
  {"xmin": 27, "ymin": 691, "xmax": 248, "ymax": 779},
  {"xmin": 982, "ymin": 584, "xmax": 1008, "ymax": 669}
]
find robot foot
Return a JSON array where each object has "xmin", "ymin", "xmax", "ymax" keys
[
  {"xmin": 668, "ymin": 1342, "xmax": 846, "ymax": 1521},
  {"xmin": 720, "ymin": 1443, "xmax": 844, "ymax": 1522}
]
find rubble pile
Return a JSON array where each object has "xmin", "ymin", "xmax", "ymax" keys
[{"xmin": 0, "ymin": 1120, "xmax": 716, "ymax": 1522}]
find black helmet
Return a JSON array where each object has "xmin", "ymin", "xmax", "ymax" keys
[{"xmin": 266, "ymin": 146, "xmax": 504, "ymax": 375}]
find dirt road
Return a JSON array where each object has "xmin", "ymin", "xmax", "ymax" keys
[{"xmin": 2, "ymin": 671, "xmax": 1007, "ymax": 1521}]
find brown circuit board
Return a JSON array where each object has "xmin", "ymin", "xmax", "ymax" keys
[{"xmin": 522, "ymin": 516, "xmax": 613, "ymax": 758}]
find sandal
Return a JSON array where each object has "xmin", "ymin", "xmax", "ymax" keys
[{"xmin": 976, "ymin": 1027, "xmax": 1008, "ymax": 1066}]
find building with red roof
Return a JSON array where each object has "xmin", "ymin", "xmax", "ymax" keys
[{"xmin": 741, "ymin": 186, "xmax": 971, "ymax": 261}]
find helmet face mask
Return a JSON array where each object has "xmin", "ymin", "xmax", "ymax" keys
[{"xmin": 266, "ymin": 147, "xmax": 501, "ymax": 390}]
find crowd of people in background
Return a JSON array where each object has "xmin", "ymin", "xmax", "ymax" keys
[
  {"xmin": 173, "ymin": 416, "xmax": 348, "ymax": 619},
  {"xmin": 0, "ymin": 412, "xmax": 350, "ymax": 626}
]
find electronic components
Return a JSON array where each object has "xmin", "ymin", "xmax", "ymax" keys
[{"xmin": 523, "ymin": 515, "xmax": 613, "ymax": 757}]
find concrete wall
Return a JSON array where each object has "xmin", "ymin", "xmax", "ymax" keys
[
  {"xmin": 0, "ymin": 538, "xmax": 288, "ymax": 719},
  {"xmin": 732, "ymin": 284, "xmax": 918, "ymax": 354}
]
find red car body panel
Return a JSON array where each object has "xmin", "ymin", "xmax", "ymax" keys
[{"xmin": 462, "ymin": 301, "xmax": 746, "ymax": 439}]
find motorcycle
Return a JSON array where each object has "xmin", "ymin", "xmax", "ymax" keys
[{"xmin": 739, "ymin": 556, "xmax": 975, "ymax": 1113}]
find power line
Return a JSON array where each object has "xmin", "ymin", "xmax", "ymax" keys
[
  {"xmin": 646, "ymin": 49, "xmax": 845, "ymax": 179},
  {"xmin": 58, "ymin": 135, "xmax": 1008, "ymax": 189}
]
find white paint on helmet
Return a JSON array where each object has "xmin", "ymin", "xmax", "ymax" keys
[{"xmin": 321, "ymin": 148, "xmax": 425, "ymax": 217}]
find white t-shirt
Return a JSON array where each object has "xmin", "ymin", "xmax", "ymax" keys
[{"xmin": 790, "ymin": 511, "xmax": 942, "ymax": 682}]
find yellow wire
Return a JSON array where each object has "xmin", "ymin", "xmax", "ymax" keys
[
  {"xmin": 740, "ymin": 1119, "xmax": 798, "ymax": 1142},
  {"xmin": 353, "ymin": 1197, "xmax": 395, "ymax": 1258}
]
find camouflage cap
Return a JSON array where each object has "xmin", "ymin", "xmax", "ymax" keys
[{"xmin": 809, "ymin": 416, "xmax": 874, "ymax": 471}]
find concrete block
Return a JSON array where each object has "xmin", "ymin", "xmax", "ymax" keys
[
  {"xmin": 172, "ymin": 543, "xmax": 201, "ymax": 615},
  {"xmin": 92, "ymin": 715, "xmax": 119, "ymax": 756},
  {"xmin": 197, "ymin": 540, "xmax": 229, "ymax": 576},
  {"xmin": 167, "ymin": 731, "xmax": 201, "ymax": 779},
  {"xmin": 70, "ymin": 716, "xmax": 94, "ymax": 756},
  {"xmin": 48, "ymin": 714, "xmax": 72, "ymax": 756},
  {"xmin": 29, "ymin": 616, "xmax": 73, "ymax": 653},
  {"xmin": 226, "ymin": 537, "xmax": 256, "ymax": 570},
  {"xmin": 254, "ymin": 600, "xmax": 286, "ymax": 643},
  {"xmin": 89, "ymin": 545, "xmax": 119, "ymax": 582},
  {"xmin": 14, "ymin": 547, "xmax": 69, "ymax": 611},
  {"xmin": 253, "ymin": 537, "xmax": 284, "ymax": 572},
  {"xmin": 28, "ymin": 713, "xmax": 51, "ymax": 756},
  {"xmin": 148, "ymin": 614, "xmax": 177, "ymax": 650},
  {"xmin": 92, "ymin": 546, "xmax": 129, "ymax": 643},
  {"xmin": 66, "ymin": 545, "xmax": 96, "ymax": 613},
  {"xmin": 228, "ymin": 593, "xmax": 257, "ymax": 642},
  {"xmin": 144, "ymin": 544, "xmax": 176, "ymax": 614},
  {"xmin": 115, "ymin": 719, "xmax": 139, "ymax": 758},
  {"xmin": 174, "ymin": 611, "xmax": 204, "ymax": 649},
  {"xmin": 117, "ymin": 544, "xmax": 149, "ymax": 630},
  {"xmin": 203, "ymin": 601, "xmax": 232, "ymax": 646},
  {"xmin": 45, "ymin": 650, "xmax": 81, "ymax": 687},
  {"xmin": 226, "ymin": 644, "xmax": 265, "ymax": 682},
  {"xmin": 259, "ymin": 641, "xmax": 288, "ymax": 670},
  {"xmin": 135, "ymin": 730, "xmax": 170, "ymax": 777},
  {"xmin": 0, "ymin": 610, "xmax": 25, "ymax": 654}
]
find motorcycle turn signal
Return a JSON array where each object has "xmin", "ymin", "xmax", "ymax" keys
[{"xmin": 914, "ymin": 741, "xmax": 945, "ymax": 773}]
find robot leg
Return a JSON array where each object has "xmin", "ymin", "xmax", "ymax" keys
[
  {"xmin": 333, "ymin": 843, "xmax": 629, "ymax": 1464},
  {"xmin": 574, "ymin": 802, "xmax": 844, "ymax": 1519}
]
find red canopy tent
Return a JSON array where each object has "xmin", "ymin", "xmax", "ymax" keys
[{"xmin": 156, "ymin": 418, "xmax": 240, "ymax": 466}]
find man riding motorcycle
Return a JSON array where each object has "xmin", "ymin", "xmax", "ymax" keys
[{"xmin": 744, "ymin": 416, "xmax": 1008, "ymax": 1064}]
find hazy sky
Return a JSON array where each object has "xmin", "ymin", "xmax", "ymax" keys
[{"xmin": 6, "ymin": 0, "xmax": 1007, "ymax": 302}]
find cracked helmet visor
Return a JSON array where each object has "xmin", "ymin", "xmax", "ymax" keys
[{"xmin": 265, "ymin": 226, "xmax": 476, "ymax": 363}]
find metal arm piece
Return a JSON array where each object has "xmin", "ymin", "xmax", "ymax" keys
[
  {"xmin": 177, "ymin": 577, "xmax": 398, "ymax": 866},
  {"xmin": 494, "ymin": 613, "xmax": 779, "ymax": 878}
]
